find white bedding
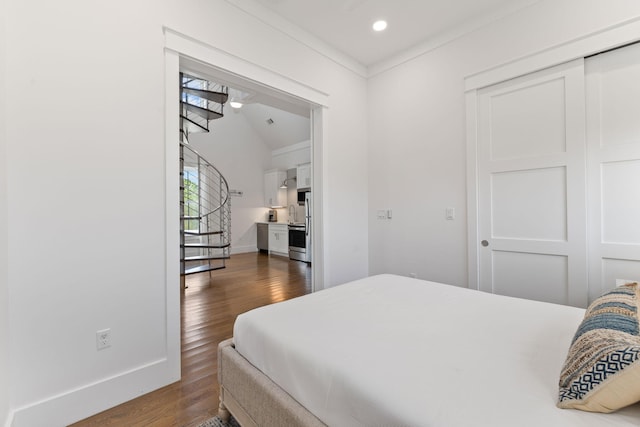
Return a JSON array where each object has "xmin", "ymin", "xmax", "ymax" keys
[{"xmin": 233, "ymin": 274, "xmax": 640, "ymax": 426}]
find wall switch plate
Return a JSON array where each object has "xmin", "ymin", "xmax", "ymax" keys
[
  {"xmin": 446, "ymin": 207, "xmax": 455, "ymax": 220},
  {"xmin": 377, "ymin": 210, "xmax": 387, "ymax": 220},
  {"xmin": 96, "ymin": 329, "xmax": 111, "ymax": 350},
  {"xmin": 387, "ymin": 209, "xmax": 393, "ymax": 219}
]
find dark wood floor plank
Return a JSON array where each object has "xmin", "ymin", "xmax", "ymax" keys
[{"xmin": 70, "ymin": 252, "xmax": 311, "ymax": 427}]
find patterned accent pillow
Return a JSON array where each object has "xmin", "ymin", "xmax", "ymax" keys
[{"xmin": 557, "ymin": 282, "xmax": 640, "ymax": 412}]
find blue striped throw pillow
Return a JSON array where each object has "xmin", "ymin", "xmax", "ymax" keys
[{"xmin": 557, "ymin": 282, "xmax": 640, "ymax": 412}]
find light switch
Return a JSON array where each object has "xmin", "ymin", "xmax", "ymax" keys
[
  {"xmin": 387, "ymin": 209, "xmax": 392, "ymax": 219},
  {"xmin": 377, "ymin": 210, "xmax": 387, "ymax": 220},
  {"xmin": 446, "ymin": 207, "xmax": 455, "ymax": 220}
]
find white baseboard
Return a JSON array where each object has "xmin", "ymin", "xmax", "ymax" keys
[
  {"xmin": 10, "ymin": 358, "xmax": 178, "ymax": 427},
  {"xmin": 231, "ymin": 246, "xmax": 258, "ymax": 255}
]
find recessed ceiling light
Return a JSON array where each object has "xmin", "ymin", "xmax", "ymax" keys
[
  {"xmin": 230, "ymin": 101, "xmax": 243, "ymax": 109},
  {"xmin": 372, "ymin": 20, "xmax": 387, "ymax": 32}
]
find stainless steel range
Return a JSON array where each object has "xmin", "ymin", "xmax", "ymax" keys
[{"xmin": 288, "ymin": 191, "xmax": 311, "ymax": 263}]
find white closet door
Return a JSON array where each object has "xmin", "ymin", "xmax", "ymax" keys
[
  {"xmin": 586, "ymin": 43, "xmax": 640, "ymax": 302},
  {"xmin": 477, "ymin": 59, "xmax": 588, "ymax": 307}
]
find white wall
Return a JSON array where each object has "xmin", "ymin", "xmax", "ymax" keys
[
  {"xmin": 188, "ymin": 110, "xmax": 273, "ymax": 253},
  {"xmin": 0, "ymin": 0, "xmax": 11, "ymax": 424},
  {"xmin": 368, "ymin": 0, "xmax": 640, "ymax": 287},
  {"xmin": 3, "ymin": 0, "xmax": 368, "ymax": 424}
]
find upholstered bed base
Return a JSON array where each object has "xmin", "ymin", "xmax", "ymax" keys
[{"xmin": 217, "ymin": 338, "xmax": 326, "ymax": 427}]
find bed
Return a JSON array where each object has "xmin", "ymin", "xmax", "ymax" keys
[{"xmin": 218, "ymin": 274, "xmax": 640, "ymax": 426}]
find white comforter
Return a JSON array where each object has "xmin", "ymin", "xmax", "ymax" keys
[{"xmin": 234, "ymin": 274, "xmax": 640, "ymax": 426}]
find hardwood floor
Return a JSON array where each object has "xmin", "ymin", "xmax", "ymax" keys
[{"xmin": 70, "ymin": 252, "xmax": 312, "ymax": 427}]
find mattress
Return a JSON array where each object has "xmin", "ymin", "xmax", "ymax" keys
[{"xmin": 233, "ymin": 274, "xmax": 640, "ymax": 426}]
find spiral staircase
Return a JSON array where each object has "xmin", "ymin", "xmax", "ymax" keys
[{"xmin": 180, "ymin": 73, "xmax": 231, "ymax": 279}]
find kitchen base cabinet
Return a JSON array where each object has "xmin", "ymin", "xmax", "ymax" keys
[
  {"xmin": 257, "ymin": 223, "xmax": 288, "ymax": 257},
  {"xmin": 268, "ymin": 224, "xmax": 288, "ymax": 256}
]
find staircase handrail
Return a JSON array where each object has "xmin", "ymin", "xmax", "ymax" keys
[{"xmin": 180, "ymin": 141, "xmax": 230, "ymax": 216}]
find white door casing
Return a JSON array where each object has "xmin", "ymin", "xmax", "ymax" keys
[
  {"xmin": 476, "ymin": 59, "xmax": 588, "ymax": 307},
  {"xmin": 586, "ymin": 42, "xmax": 640, "ymax": 302}
]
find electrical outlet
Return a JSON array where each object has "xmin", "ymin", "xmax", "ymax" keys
[{"xmin": 96, "ymin": 328, "xmax": 111, "ymax": 350}]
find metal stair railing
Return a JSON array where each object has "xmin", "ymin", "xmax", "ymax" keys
[{"xmin": 180, "ymin": 141, "xmax": 231, "ymax": 277}]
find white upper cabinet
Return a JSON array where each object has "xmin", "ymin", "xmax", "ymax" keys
[
  {"xmin": 297, "ymin": 163, "xmax": 311, "ymax": 190},
  {"xmin": 264, "ymin": 169, "xmax": 287, "ymax": 208}
]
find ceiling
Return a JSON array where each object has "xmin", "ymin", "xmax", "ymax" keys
[
  {"xmin": 188, "ymin": 0, "xmax": 543, "ymax": 151},
  {"xmin": 250, "ymin": 0, "xmax": 541, "ymax": 67},
  {"xmin": 232, "ymin": 103, "xmax": 310, "ymax": 150}
]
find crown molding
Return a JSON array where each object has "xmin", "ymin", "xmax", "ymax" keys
[
  {"xmin": 368, "ymin": 0, "xmax": 540, "ymax": 78},
  {"xmin": 224, "ymin": 0, "xmax": 368, "ymax": 78}
]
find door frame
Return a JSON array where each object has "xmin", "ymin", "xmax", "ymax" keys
[
  {"xmin": 164, "ymin": 28, "xmax": 329, "ymax": 379},
  {"xmin": 465, "ymin": 17, "xmax": 640, "ymax": 292}
]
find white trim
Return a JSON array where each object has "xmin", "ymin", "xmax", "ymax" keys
[
  {"xmin": 222, "ymin": 0, "xmax": 367, "ymax": 78},
  {"xmin": 311, "ymin": 106, "xmax": 327, "ymax": 291},
  {"xmin": 465, "ymin": 16, "xmax": 640, "ymax": 91},
  {"xmin": 10, "ymin": 358, "xmax": 174, "ymax": 427},
  {"xmin": 271, "ymin": 140, "xmax": 311, "ymax": 157},
  {"xmin": 231, "ymin": 246, "xmax": 258, "ymax": 255},
  {"xmin": 465, "ymin": 90, "xmax": 479, "ymax": 291},
  {"xmin": 368, "ymin": 0, "xmax": 540, "ymax": 78},
  {"xmin": 164, "ymin": 28, "xmax": 330, "ymax": 108},
  {"xmin": 163, "ymin": 49, "xmax": 182, "ymax": 382},
  {"xmin": 163, "ymin": 29, "xmax": 327, "ymax": 292}
]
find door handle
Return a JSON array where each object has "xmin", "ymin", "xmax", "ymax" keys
[{"xmin": 481, "ymin": 240, "xmax": 489, "ymax": 247}]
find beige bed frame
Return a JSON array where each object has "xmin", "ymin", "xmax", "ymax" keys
[{"xmin": 217, "ymin": 338, "xmax": 327, "ymax": 427}]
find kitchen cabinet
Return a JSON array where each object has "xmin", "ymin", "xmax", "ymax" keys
[
  {"xmin": 296, "ymin": 163, "xmax": 311, "ymax": 190},
  {"xmin": 257, "ymin": 223, "xmax": 288, "ymax": 256},
  {"xmin": 264, "ymin": 169, "xmax": 287, "ymax": 208},
  {"xmin": 268, "ymin": 224, "xmax": 288, "ymax": 256}
]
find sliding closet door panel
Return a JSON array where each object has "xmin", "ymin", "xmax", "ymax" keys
[
  {"xmin": 490, "ymin": 77, "xmax": 567, "ymax": 160},
  {"xmin": 491, "ymin": 167, "xmax": 567, "ymax": 241},
  {"xmin": 587, "ymin": 42, "xmax": 640, "ymax": 301},
  {"xmin": 477, "ymin": 59, "xmax": 588, "ymax": 307},
  {"xmin": 492, "ymin": 252, "xmax": 568, "ymax": 304},
  {"xmin": 602, "ymin": 160, "xmax": 640, "ymax": 243}
]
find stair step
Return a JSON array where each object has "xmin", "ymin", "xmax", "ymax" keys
[
  {"xmin": 183, "ymin": 255, "xmax": 231, "ymax": 262},
  {"xmin": 182, "ymin": 243, "xmax": 231, "ymax": 249},
  {"xmin": 184, "ymin": 230, "xmax": 223, "ymax": 236},
  {"xmin": 180, "ymin": 115, "xmax": 209, "ymax": 133},
  {"xmin": 181, "ymin": 215, "xmax": 201, "ymax": 220},
  {"xmin": 184, "ymin": 264, "xmax": 226, "ymax": 276},
  {"xmin": 181, "ymin": 102, "xmax": 223, "ymax": 121},
  {"xmin": 181, "ymin": 87, "xmax": 229, "ymax": 104}
]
